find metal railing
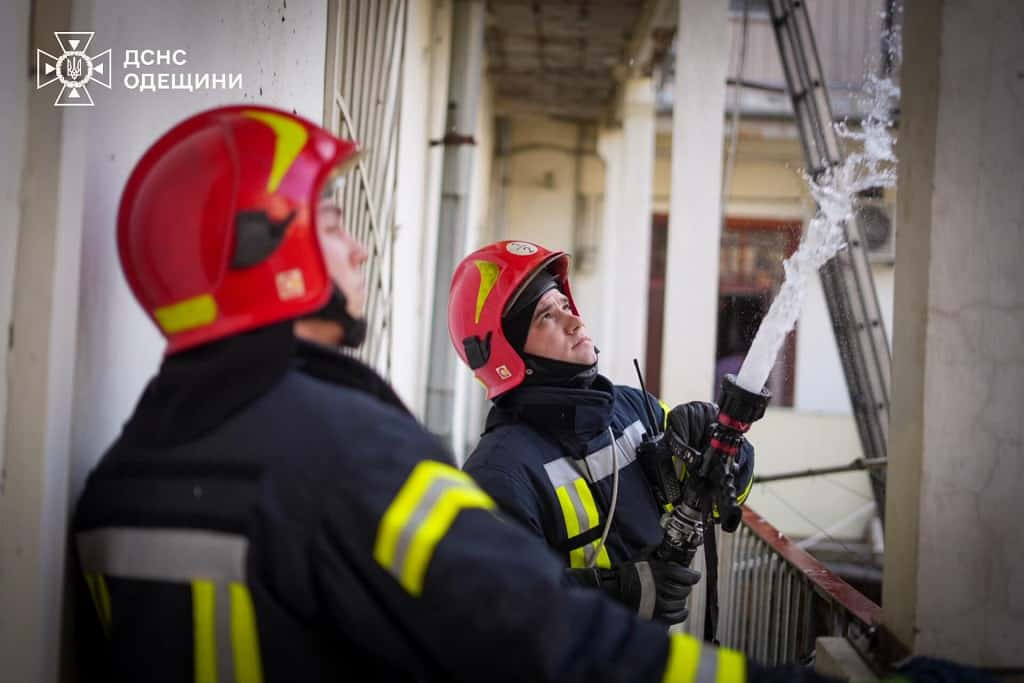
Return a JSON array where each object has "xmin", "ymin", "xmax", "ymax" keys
[
  {"xmin": 323, "ymin": 0, "xmax": 407, "ymax": 375},
  {"xmin": 679, "ymin": 507, "xmax": 879, "ymax": 666}
]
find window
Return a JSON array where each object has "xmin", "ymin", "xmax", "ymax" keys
[
  {"xmin": 716, "ymin": 219, "xmax": 800, "ymax": 406},
  {"xmin": 323, "ymin": 0, "xmax": 408, "ymax": 373}
]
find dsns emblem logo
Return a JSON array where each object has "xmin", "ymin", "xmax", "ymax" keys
[{"xmin": 37, "ymin": 32, "xmax": 112, "ymax": 107}]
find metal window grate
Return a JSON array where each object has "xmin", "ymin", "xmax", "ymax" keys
[{"xmin": 323, "ymin": 0, "xmax": 407, "ymax": 374}]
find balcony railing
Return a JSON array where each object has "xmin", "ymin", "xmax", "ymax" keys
[{"xmin": 678, "ymin": 507, "xmax": 879, "ymax": 666}]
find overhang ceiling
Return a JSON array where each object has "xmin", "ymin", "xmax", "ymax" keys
[{"xmin": 484, "ymin": 0, "xmax": 673, "ymax": 122}]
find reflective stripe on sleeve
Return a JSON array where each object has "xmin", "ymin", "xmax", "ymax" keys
[
  {"xmin": 374, "ymin": 460, "xmax": 496, "ymax": 597},
  {"xmin": 635, "ymin": 561, "xmax": 657, "ymax": 620},
  {"xmin": 715, "ymin": 647, "xmax": 747, "ymax": 683},
  {"xmin": 662, "ymin": 632, "xmax": 700, "ymax": 683},
  {"xmin": 736, "ymin": 461, "xmax": 754, "ymax": 505},
  {"xmin": 75, "ymin": 527, "xmax": 263, "ymax": 683},
  {"xmin": 659, "ymin": 399, "xmax": 671, "ymax": 432},
  {"xmin": 662, "ymin": 633, "xmax": 746, "ymax": 683}
]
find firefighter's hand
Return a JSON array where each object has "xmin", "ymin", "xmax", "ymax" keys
[
  {"xmin": 596, "ymin": 559, "xmax": 701, "ymax": 624},
  {"xmin": 665, "ymin": 401, "xmax": 718, "ymax": 455}
]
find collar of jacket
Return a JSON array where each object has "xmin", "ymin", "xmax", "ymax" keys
[
  {"xmin": 292, "ymin": 338, "xmax": 410, "ymax": 415},
  {"xmin": 122, "ymin": 322, "xmax": 297, "ymax": 447},
  {"xmin": 488, "ymin": 375, "xmax": 616, "ymax": 459},
  {"xmin": 121, "ymin": 326, "xmax": 410, "ymax": 448}
]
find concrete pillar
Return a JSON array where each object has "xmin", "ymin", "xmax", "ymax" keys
[
  {"xmin": 601, "ymin": 78, "xmax": 655, "ymax": 386},
  {"xmin": 659, "ymin": 0, "xmax": 730, "ymax": 404},
  {"xmin": 596, "ymin": 128, "xmax": 624, "ymax": 378},
  {"xmin": 883, "ymin": 0, "xmax": 1024, "ymax": 667}
]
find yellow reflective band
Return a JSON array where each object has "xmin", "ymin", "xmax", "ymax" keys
[
  {"xmin": 737, "ymin": 465, "xmax": 754, "ymax": 505},
  {"xmin": 662, "ymin": 632, "xmax": 701, "ymax": 683},
  {"xmin": 154, "ymin": 294, "xmax": 217, "ymax": 334},
  {"xmin": 230, "ymin": 582, "xmax": 264, "ymax": 683},
  {"xmin": 193, "ymin": 580, "xmax": 217, "ymax": 683},
  {"xmin": 556, "ymin": 484, "xmax": 589, "ymax": 568},
  {"xmin": 85, "ymin": 573, "xmax": 113, "ymax": 638},
  {"xmin": 715, "ymin": 647, "xmax": 746, "ymax": 683},
  {"xmin": 574, "ymin": 478, "xmax": 600, "ymax": 532},
  {"xmin": 401, "ymin": 486, "xmax": 494, "ymax": 595},
  {"xmin": 375, "ymin": 462, "xmax": 471, "ymax": 569},
  {"xmin": 555, "ymin": 485, "xmax": 581, "ymax": 537},
  {"xmin": 659, "ymin": 399, "xmax": 671, "ymax": 431},
  {"xmin": 374, "ymin": 461, "xmax": 495, "ymax": 597},
  {"xmin": 242, "ymin": 110, "xmax": 309, "ymax": 192},
  {"xmin": 473, "ymin": 260, "xmax": 500, "ymax": 324},
  {"xmin": 594, "ymin": 540, "xmax": 611, "ymax": 568}
]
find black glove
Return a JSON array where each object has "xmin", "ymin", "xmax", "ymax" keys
[
  {"xmin": 665, "ymin": 401, "xmax": 718, "ymax": 455},
  {"xmin": 570, "ymin": 559, "xmax": 701, "ymax": 623}
]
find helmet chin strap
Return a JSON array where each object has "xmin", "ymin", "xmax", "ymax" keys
[{"xmin": 307, "ymin": 287, "xmax": 367, "ymax": 348}]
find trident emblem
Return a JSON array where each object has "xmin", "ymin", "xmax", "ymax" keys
[{"xmin": 36, "ymin": 32, "xmax": 111, "ymax": 107}]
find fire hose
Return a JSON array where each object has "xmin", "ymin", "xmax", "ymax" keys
[{"xmin": 634, "ymin": 364, "xmax": 770, "ymax": 642}]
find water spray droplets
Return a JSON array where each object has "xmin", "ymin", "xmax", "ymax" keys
[{"xmin": 734, "ymin": 37, "xmax": 902, "ymax": 395}]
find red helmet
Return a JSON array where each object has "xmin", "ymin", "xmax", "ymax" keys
[
  {"xmin": 117, "ymin": 105, "xmax": 359, "ymax": 354},
  {"xmin": 448, "ymin": 241, "xmax": 579, "ymax": 399}
]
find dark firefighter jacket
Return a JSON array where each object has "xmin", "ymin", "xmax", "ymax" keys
[
  {"xmin": 463, "ymin": 376, "xmax": 755, "ymax": 572},
  {"xmin": 71, "ymin": 327, "xmax": 753, "ymax": 683}
]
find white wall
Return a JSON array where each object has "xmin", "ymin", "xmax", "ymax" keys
[
  {"xmin": 745, "ymin": 408, "xmax": 875, "ymax": 540},
  {"xmin": 69, "ymin": 0, "xmax": 329, "ymax": 494},
  {"xmin": 392, "ymin": 0, "xmax": 452, "ymax": 418},
  {"xmin": 0, "ymin": 3, "xmax": 329, "ymax": 681},
  {"xmin": 501, "ymin": 116, "xmax": 580, "ymax": 251},
  {"xmin": 0, "ymin": 0, "xmax": 30, "ymax": 489}
]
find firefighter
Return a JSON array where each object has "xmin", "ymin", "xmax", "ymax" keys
[
  {"xmin": 73, "ymin": 105, "xmax": 760, "ymax": 682},
  {"xmin": 448, "ymin": 240, "xmax": 757, "ymax": 624},
  {"xmin": 71, "ymin": 105, "xmax": 993, "ymax": 683}
]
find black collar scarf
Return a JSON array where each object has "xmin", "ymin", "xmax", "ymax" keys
[{"xmin": 489, "ymin": 375, "xmax": 616, "ymax": 459}]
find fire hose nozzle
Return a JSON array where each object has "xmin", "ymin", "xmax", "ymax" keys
[
  {"xmin": 710, "ymin": 375, "xmax": 772, "ymax": 533},
  {"xmin": 718, "ymin": 374, "xmax": 771, "ymax": 425}
]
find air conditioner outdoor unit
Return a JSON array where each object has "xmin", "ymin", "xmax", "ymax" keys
[{"xmin": 853, "ymin": 192, "xmax": 896, "ymax": 264}]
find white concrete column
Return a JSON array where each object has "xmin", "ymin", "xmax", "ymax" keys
[
  {"xmin": 659, "ymin": 0, "xmax": 730, "ymax": 404},
  {"xmin": 595, "ymin": 128, "xmax": 624, "ymax": 377},
  {"xmin": 884, "ymin": 0, "xmax": 1024, "ymax": 667},
  {"xmin": 602, "ymin": 78, "xmax": 656, "ymax": 386}
]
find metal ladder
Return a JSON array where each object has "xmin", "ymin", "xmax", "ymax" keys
[{"xmin": 767, "ymin": 0, "xmax": 892, "ymax": 519}]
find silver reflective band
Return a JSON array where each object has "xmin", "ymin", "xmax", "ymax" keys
[
  {"xmin": 385, "ymin": 477, "xmax": 467, "ymax": 579},
  {"xmin": 697, "ymin": 643, "xmax": 720, "ymax": 683},
  {"xmin": 215, "ymin": 581, "xmax": 234, "ymax": 683},
  {"xmin": 566, "ymin": 482, "xmax": 594, "ymax": 531},
  {"xmin": 544, "ymin": 457, "xmax": 588, "ymax": 489},
  {"xmin": 77, "ymin": 527, "xmax": 248, "ymax": 583},
  {"xmin": 544, "ymin": 420, "xmax": 646, "ymax": 488},
  {"xmin": 582, "ymin": 420, "xmax": 645, "ymax": 482},
  {"xmin": 635, "ymin": 561, "xmax": 656, "ymax": 620}
]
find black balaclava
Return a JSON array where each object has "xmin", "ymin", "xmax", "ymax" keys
[
  {"xmin": 501, "ymin": 270, "xmax": 598, "ymax": 389},
  {"xmin": 304, "ymin": 286, "xmax": 367, "ymax": 348}
]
